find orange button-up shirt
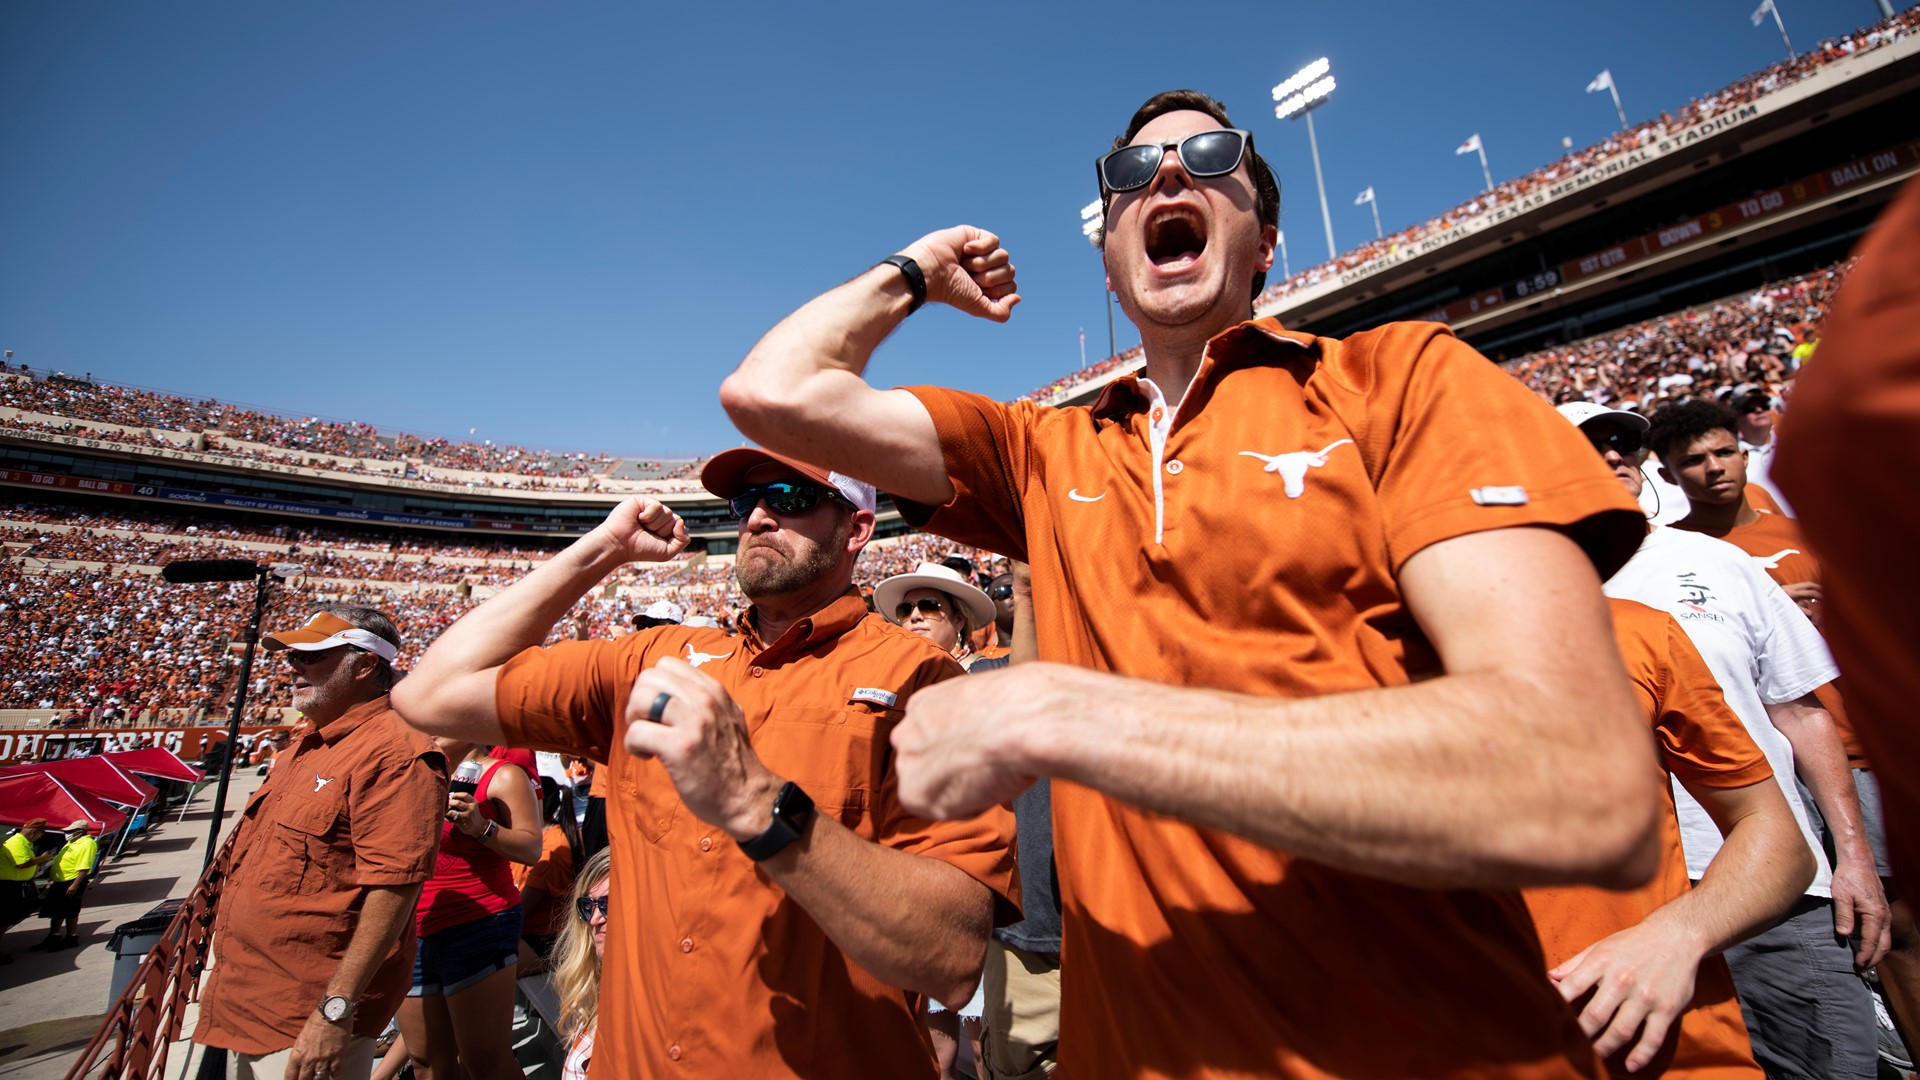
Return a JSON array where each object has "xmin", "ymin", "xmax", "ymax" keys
[
  {"xmin": 1526, "ymin": 599, "xmax": 1773, "ymax": 1078},
  {"xmin": 196, "ymin": 696, "xmax": 448, "ymax": 1054},
  {"xmin": 900, "ymin": 317, "xmax": 1647, "ymax": 1079},
  {"xmin": 495, "ymin": 590, "xmax": 1018, "ymax": 1079}
]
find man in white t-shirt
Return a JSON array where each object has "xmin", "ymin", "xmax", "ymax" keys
[
  {"xmin": 1560, "ymin": 402, "xmax": 1889, "ymax": 1080},
  {"xmin": 1728, "ymin": 384, "xmax": 1792, "ymax": 514}
]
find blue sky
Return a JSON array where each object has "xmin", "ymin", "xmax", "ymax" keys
[{"xmin": 1, "ymin": 1, "xmax": 1894, "ymax": 458}]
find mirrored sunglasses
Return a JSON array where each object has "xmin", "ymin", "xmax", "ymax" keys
[
  {"xmin": 726, "ymin": 480, "xmax": 843, "ymax": 521},
  {"xmin": 575, "ymin": 895, "xmax": 610, "ymax": 922},
  {"xmin": 1097, "ymin": 129, "xmax": 1253, "ymax": 195}
]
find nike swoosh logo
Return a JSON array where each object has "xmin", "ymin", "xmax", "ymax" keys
[{"xmin": 1068, "ymin": 489, "xmax": 1105, "ymax": 503}]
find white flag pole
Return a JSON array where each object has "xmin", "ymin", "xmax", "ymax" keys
[
  {"xmin": 1476, "ymin": 140, "xmax": 1493, "ymax": 193},
  {"xmin": 1277, "ymin": 229, "xmax": 1290, "ymax": 278},
  {"xmin": 1608, "ymin": 78, "xmax": 1628, "ymax": 130},
  {"xmin": 1369, "ymin": 193, "xmax": 1382, "ymax": 240}
]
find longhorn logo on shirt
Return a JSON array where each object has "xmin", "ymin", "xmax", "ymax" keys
[
  {"xmin": 1239, "ymin": 439, "xmax": 1355, "ymax": 498},
  {"xmin": 313, "ymin": 773, "xmax": 335, "ymax": 793},
  {"xmin": 684, "ymin": 643, "xmax": 733, "ymax": 668},
  {"xmin": 1752, "ymin": 549, "xmax": 1801, "ymax": 570}
]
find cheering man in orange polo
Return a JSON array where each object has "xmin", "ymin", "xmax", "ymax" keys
[
  {"xmin": 721, "ymin": 88, "xmax": 1661, "ymax": 1078},
  {"xmin": 394, "ymin": 450, "xmax": 1016, "ymax": 1079}
]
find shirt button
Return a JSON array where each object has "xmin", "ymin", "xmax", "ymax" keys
[
  {"xmin": 680, "ymin": 937, "xmax": 694, "ymax": 953},
  {"xmin": 750, "ymin": 666, "xmax": 764, "ymax": 678},
  {"xmin": 668, "ymin": 1045, "xmax": 682, "ymax": 1061},
  {"xmin": 698, "ymin": 837, "xmax": 713, "ymax": 852},
  {"xmin": 1166, "ymin": 459, "xmax": 1184, "ymax": 475}
]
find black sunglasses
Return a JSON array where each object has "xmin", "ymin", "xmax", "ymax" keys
[
  {"xmin": 726, "ymin": 480, "xmax": 844, "ymax": 521},
  {"xmin": 1587, "ymin": 430, "xmax": 1643, "ymax": 457},
  {"xmin": 575, "ymin": 895, "xmax": 610, "ymax": 922},
  {"xmin": 894, "ymin": 597, "xmax": 950, "ymax": 621},
  {"xmin": 1097, "ymin": 129, "xmax": 1253, "ymax": 195},
  {"xmin": 987, "ymin": 583, "xmax": 1014, "ymax": 601}
]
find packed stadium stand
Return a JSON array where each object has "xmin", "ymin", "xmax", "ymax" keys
[{"xmin": 4, "ymin": 9, "xmax": 1914, "ymax": 741}]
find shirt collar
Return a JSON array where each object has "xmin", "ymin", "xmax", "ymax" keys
[
  {"xmin": 316, "ymin": 695, "xmax": 392, "ymax": 746},
  {"xmin": 742, "ymin": 588, "xmax": 871, "ymax": 665},
  {"xmin": 1088, "ymin": 317, "xmax": 1315, "ymax": 419}
]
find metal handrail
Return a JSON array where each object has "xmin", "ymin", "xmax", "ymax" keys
[{"xmin": 64, "ymin": 829, "xmax": 237, "ymax": 1080}]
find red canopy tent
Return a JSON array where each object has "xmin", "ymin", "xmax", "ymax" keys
[
  {"xmin": 102, "ymin": 748, "xmax": 205, "ymax": 785},
  {"xmin": 0, "ymin": 756, "xmax": 158, "ymax": 809},
  {"xmin": 0, "ymin": 772, "xmax": 131, "ymax": 834}
]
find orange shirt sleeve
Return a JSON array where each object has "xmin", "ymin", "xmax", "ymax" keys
[
  {"xmin": 1649, "ymin": 611, "xmax": 1775, "ymax": 791},
  {"xmin": 1351, "ymin": 324, "xmax": 1647, "ymax": 577},
  {"xmin": 348, "ymin": 729, "xmax": 450, "ymax": 887},
  {"xmin": 894, "ymin": 387, "xmax": 1041, "ymax": 559},
  {"xmin": 495, "ymin": 639, "xmax": 634, "ymax": 763}
]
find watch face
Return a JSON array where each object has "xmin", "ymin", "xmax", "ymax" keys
[{"xmin": 321, "ymin": 997, "xmax": 349, "ymax": 1022}]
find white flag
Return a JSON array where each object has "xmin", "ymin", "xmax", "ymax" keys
[
  {"xmin": 1456, "ymin": 133, "xmax": 1482, "ymax": 156},
  {"xmin": 1586, "ymin": 69, "xmax": 1613, "ymax": 93},
  {"xmin": 1354, "ymin": 186, "xmax": 1375, "ymax": 206},
  {"xmin": 1751, "ymin": 0, "xmax": 1773, "ymax": 26}
]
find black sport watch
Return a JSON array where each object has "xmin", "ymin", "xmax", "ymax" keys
[{"xmin": 739, "ymin": 782, "xmax": 816, "ymax": 862}]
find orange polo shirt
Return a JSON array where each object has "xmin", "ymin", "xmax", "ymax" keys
[
  {"xmin": 900, "ymin": 317, "xmax": 1646, "ymax": 1079},
  {"xmin": 494, "ymin": 590, "xmax": 1018, "ymax": 1080},
  {"xmin": 195, "ymin": 697, "xmax": 448, "ymax": 1054},
  {"xmin": 1775, "ymin": 175, "xmax": 1920, "ymax": 894},
  {"xmin": 1525, "ymin": 600, "xmax": 1771, "ymax": 1078},
  {"xmin": 1703, "ymin": 510, "xmax": 1869, "ymax": 769}
]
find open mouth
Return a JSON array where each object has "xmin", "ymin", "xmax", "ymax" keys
[{"xmin": 1145, "ymin": 206, "xmax": 1207, "ymax": 270}]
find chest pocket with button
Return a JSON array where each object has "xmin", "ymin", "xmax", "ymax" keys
[
  {"xmin": 752, "ymin": 704, "xmax": 893, "ymax": 836},
  {"xmin": 264, "ymin": 791, "xmax": 345, "ymax": 895}
]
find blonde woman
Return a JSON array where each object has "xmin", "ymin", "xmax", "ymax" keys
[{"xmin": 552, "ymin": 848, "xmax": 611, "ymax": 1080}]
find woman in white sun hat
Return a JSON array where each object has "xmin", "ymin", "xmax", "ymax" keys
[{"xmin": 874, "ymin": 561, "xmax": 998, "ymax": 671}]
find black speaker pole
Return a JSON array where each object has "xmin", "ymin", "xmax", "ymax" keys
[{"xmin": 202, "ymin": 566, "xmax": 273, "ymax": 871}]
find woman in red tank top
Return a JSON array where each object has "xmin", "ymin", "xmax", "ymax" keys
[{"xmin": 393, "ymin": 740, "xmax": 541, "ymax": 1080}]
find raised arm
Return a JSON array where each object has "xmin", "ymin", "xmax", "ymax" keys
[
  {"xmin": 890, "ymin": 525, "xmax": 1663, "ymax": 890},
  {"xmin": 720, "ymin": 226, "xmax": 1019, "ymax": 505},
  {"xmin": 393, "ymin": 497, "xmax": 689, "ymax": 744}
]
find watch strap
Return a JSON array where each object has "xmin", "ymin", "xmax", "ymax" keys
[
  {"xmin": 739, "ymin": 782, "xmax": 815, "ymax": 862},
  {"xmin": 881, "ymin": 255, "xmax": 927, "ymax": 314}
]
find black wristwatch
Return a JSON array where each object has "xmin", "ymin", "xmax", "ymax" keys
[{"xmin": 739, "ymin": 781, "xmax": 816, "ymax": 862}]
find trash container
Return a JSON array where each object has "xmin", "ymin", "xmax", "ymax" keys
[{"xmin": 106, "ymin": 898, "xmax": 186, "ymax": 1006}]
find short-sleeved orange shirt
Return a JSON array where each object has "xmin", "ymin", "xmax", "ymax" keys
[
  {"xmin": 1706, "ymin": 511, "xmax": 1868, "ymax": 768},
  {"xmin": 1775, "ymin": 174, "xmax": 1920, "ymax": 894},
  {"xmin": 515, "ymin": 824, "xmax": 576, "ymax": 938},
  {"xmin": 900, "ymin": 317, "xmax": 1646, "ymax": 1079},
  {"xmin": 1525, "ymin": 600, "xmax": 1772, "ymax": 1078},
  {"xmin": 494, "ymin": 590, "xmax": 1017, "ymax": 1080},
  {"xmin": 195, "ymin": 697, "xmax": 449, "ymax": 1055}
]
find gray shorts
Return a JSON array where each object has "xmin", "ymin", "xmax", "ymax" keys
[{"xmin": 1723, "ymin": 895, "xmax": 1877, "ymax": 1079}]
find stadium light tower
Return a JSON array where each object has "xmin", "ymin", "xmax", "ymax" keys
[
  {"xmin": 1080, "ymin": 199, "xmax": 1118, "ymax": 364},
  {"xmin": 1274, "ymin": 57, "xmax": 1339, "ymax": 263}
]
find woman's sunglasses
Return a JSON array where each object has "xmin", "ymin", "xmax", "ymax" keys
[
  {"xmin": 575, "ymin": 895, "xmax": 610, "ymax": 922},
  {"xmin": 726, "ymin": 480, "xmax": 844, "ymax": 521},
  {"xmin": 1097, "ymin": 129, "xmax": 1253, "ymax": 195},
  {"xmin": 894, "ymin": 597, "xmax": 950, "ymax": 622}
]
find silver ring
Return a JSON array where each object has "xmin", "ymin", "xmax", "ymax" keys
[{"xmin": 647, "ymin": 691, "xmax": 672, "ymax": 723}]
